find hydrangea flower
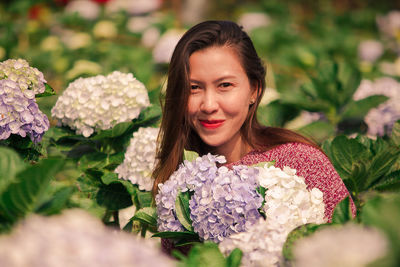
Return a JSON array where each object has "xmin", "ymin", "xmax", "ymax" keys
[
  {"xmin": 115, "ymin": 127, "xmax": 159, "ymax": 191},
  {"xmin": 353, "ymin": 77, "xmax": 400, "ymax": 136},
  {"xmin": 156, "ymin": 154, "xmax": 226, "ymax": 233},
  {"xmin": 0, "ymin": 209, "xmax": 175, "ymax": 267},
  {"xmin": 156, "ymin": 154, "xmax": 325, "ymax": 248},
  {"xmin": 218, "ymin": 164, "xmax": 326, "ymax": 267},
  {"xmin": 358, "ymin": 40, "xmax": 384, "ymax": 63},
  {"xmin": 153, "ymin": 29, "xmax": 184, "ymax": 64},
  {"xmin": 0, "ymin": 78, "xmax": 49, "ymax": 143},
  {"xmin": 51, "ymin": 71, "xmax": 150, "ymax": 137},
  {"xmin": 189, "ymin": 165, "xmax": 263, "ymax": 242},
  {"xmin": 293, "ymin": 224, "xmax": 388, "ymax": 267},
  {"xmin": 0, "ymin": 58, "xmax": 46, "ymax": 97},
  {"xmin": 237, "ymin": 12, "xmax": 271, "ymax": 32}
]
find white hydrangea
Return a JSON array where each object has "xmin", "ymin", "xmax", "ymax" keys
[
  {"xmin": 358, "ymin": 40, "xmax": 384, "ymax": 63},
  {"xmin": 115, "ymin": 127, "xmax": 159, "ymax": 191},
  {"xmin": 0, "ymin": 209, "xmax": 175, "ymax": 267},
  {"xmin": 153, "ymin": 29, "xmax": 184, "ymax": 64},
  {"xmin": 51, "ymin": 71, "xmax": 150, "ymax": 137},
  {"xmin": 293, "ymin": 223, "xmax": 388, "ymax": 267},
  {"xmin": 219, "ymin": 164, "xmax": 326, "ymax": 267},
  {"xmin": 65, "ymin": 0, "xmax": 100, "ymax": 20},
  {"xmin": 237, "ymin": 12, "xmax": 271, "ymax": 32},
  {"xmin": 353, "ymin": 77, "xmax": 400, "ymax": 136}
]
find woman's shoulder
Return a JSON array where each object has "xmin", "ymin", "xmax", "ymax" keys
[{"xmin": 225, "ymin": 142, "xmax": 325, "ymax": 168}]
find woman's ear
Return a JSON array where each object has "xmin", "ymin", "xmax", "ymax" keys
[{"xmin": 250, "ymin": 81, "xmax": 261, "ymax": 104}]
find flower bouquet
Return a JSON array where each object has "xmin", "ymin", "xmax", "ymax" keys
[{"xmin": 155, "ymin": 152, "xmax": 326, "ymax": 266}]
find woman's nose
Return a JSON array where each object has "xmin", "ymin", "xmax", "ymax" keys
[{"xmin": 200, "ymin": 89, "xmax": 218, "ymax": 114}]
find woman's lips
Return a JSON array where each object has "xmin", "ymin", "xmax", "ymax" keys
[{"xmin": 199, "ymin": 120, "xmax": 225, "ymax": 129}]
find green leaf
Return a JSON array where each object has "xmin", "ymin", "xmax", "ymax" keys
[
  {"xmin": 226, "ymin": 248, "xmax": 243, "ymax": 267},
  {"xmin": 135, "ymin": 190, "xmax": 153, "ymax": 208},
  {"xmin": 101, "ymin": 172, "xmax": 118, "ymax": 185},
  {"xmin": 175, "ymin": 191, "xmax": 193, "ymax": 231},
  {"xmin": 35, "ymin": 186, "xmax": 75, "ymax": 215},
  {"xmin": 91, "ymin": 121, "xmax": 133, "ymax": 140},
  {"xmin": 0, "ymin": 158, "xmax": 64, "ymax": 222},
  {"xmin": 327, "ymin": 136, "xmax": 366, "ymax": 180},
  {"xmin": 250, "ymin": 160, "xmax": 275, "ymax": 168},
  {"xmin": 0, "ymin": 147, "xmax": 26, "ymax": 194},
  {"xmin": 371, "ymin": 170, "xmax": 400, "ymax": 192},
  {"xmin": 152, "ymin": 231, "xmax": 199, "ymax": 239},
  {"xmin": 365, "ymin": 149, "xmax": 400, "ymax": 189},
  {"xmin": 183, "ymin": 150, "xmax": 199, "ymax": 162},
  {"xmin": 35, "ymin": 83, "xmax": 56, "ymax": 97},
  {"xmin": 96, "ymin": 182, "xmax": 133, "ymax": 210},
  {"xmin": 181, "ymin": 242, "xmax": 228, "ymax": 267},
  {"xmin": 78, "ymin": 152, "xmax": 108, "ymax": 170},
  {"xmin": 331, "ymin": 197, "xmax": 353, "ymax": 224},
  {"xmin": 132, "ymin": 207, "xmax": 157, "ymax": 228},
  {"xmin": 342, "ymin": 95, "xmax": 388, "ymax": 120},
  {"xmin": 297, "ymin": 121, "xmax": 335, "ymax": 144},
  {"xmin": 391, "ymin": 120, "xmax": 400, "ymax": 147}
]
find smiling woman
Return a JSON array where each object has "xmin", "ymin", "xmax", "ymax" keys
[
  {"xmin": 187, "ymin": 46, "xmax": 257, "ymax": 162},
  {"xmin": 152, "ymin": 21, "xmax": 355, "ymax": 234}
]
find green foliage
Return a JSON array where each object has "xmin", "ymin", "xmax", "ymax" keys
[
  {"xmin": 175, "ymin": 242, "xmax": 242, "ymax": 267},
  {"xmin": 176, "ymin": 191, "xmax": 194, "ymax": 231},
  {"xmin": 0, "ymin": 150, "xmax": 65, "ymax": 232},
  {"xmin": 361, "ymin": 194, "xmax": 400, "ymax": 266},
  {"xmin": 322, "ymin": 133, "xmax": 400, "ymax": 210},
  {"xmin": 331, "ymin": 197, "xmax": 354, "ymax": 224},
  {"xmin": 281, "ymin": 61, "xmax": 388, "ymax": 136}
]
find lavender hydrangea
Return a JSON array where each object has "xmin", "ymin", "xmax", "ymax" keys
[
  {"xmin": 189, "ymin": 165, "xmax": 263, "ymax": 242},
  {"xmin": 115, "ymin": 127, "xmax": 159, "ymax": 191},
  {"xmin": 0, "ymin": 79, "xmax": 49, "ymax": 142},
  {"xmin": 156, "ymin": 153, "xmax": 263, "ymax": 243},
  {"xmin": 51, "ymin": 71, "xmax": 150, "ymax": 137},
  {"xmin": 155, "ymin": 154, "xmax": 227, "ymax": 233},
  {"xmin": 353, "ymin": 77, "xmax": 400, "ymax": 136},
  {"xmin": 0, "ymin": 209, "xmax": 175, "ymax": 267},
  {"xmin": 0, "ymin": 59, "xmax": 46, "ymax": 97},
  {"xmin": 219, "ymin": 164, "xmax": 326, "ymax": 267}
]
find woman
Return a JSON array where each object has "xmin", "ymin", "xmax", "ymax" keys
[{"xmin": 152, "ymin": 20, "xmax": 354, "ymax": 226}]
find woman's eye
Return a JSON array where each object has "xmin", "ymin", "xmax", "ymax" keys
[
  {"xmin": 191, "ymin": 85, "xmax": 199, "ymax": 90},
  {"xmin": 220, "ymin": 82, "xmax": 232, "ymax": 88}
]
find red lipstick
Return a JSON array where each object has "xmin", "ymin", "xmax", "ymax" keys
[{"xmin": 199, "ymin": 120, "xmax": 224, "ymax": 129}]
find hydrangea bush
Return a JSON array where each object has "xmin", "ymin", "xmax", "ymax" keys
[
  {"xmin": 115, "ymin": 127, "xmax": 159, "ymax": 191},
  {"xmin": 0, "ymin": 59, "xmax": 50, "ymax": 143},
  {"xmin": 155, "ymin": 153, "xmax": 326, "ymax": 255},
  {"xmin": 0, "ymin": 209, "xmax": 175, "ymax": 267},
  {"xmin": 353, "ymin": 77, "xmax": 400, "ymax": 136},
  {"xmin": 51, "ymin": 71, "xmax": 150, "ymax": 137}
]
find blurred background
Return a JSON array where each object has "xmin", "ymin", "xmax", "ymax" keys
[{"xmin": 1, "ymin": 0, "xmax": 400, "ymax": 141}]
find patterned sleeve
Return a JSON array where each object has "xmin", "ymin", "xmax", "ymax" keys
[{"xmin": 259, "ymin": 143, "xmax": 356, "ymax": 221}]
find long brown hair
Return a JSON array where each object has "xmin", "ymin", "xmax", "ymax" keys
[{"xmin": 152, "ymin": 20, "xmax": 318, "ymax": 195}]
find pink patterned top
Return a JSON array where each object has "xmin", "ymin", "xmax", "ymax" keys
[{"xmin": 224, "ymin": 142, "xmax": 356, "ymax": 221}]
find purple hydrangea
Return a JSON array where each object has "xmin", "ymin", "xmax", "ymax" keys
[
  {"xmin": 155, "ymin": 153, "xmax": 263, "ymax": 243},
  {"xmin": 0, "ymin": 79, "xmax": 49, "ymax": 142},
  {"xmin": 189, "ymin": 165, "xmax": 263, "ymax": 242}
]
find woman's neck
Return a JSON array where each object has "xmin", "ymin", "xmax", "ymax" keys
[{"xmin": 215, "ymin": 137, "xmax": 252, "ymax": 164}]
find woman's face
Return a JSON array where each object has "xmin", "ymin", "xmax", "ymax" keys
[{"xmin": 187, "ymin": 46, "xmax": 257, "ymax": 160}]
